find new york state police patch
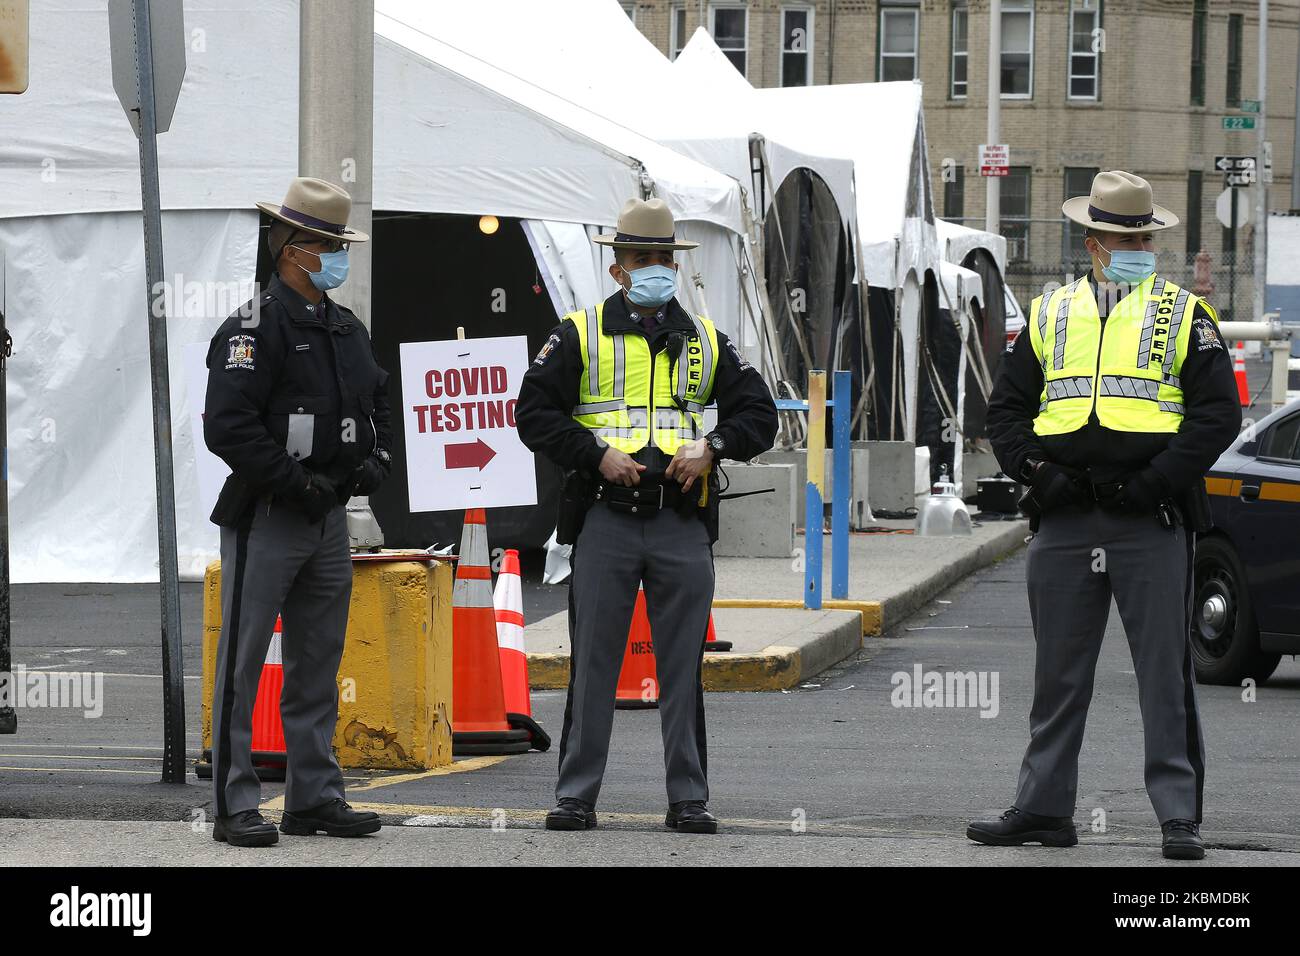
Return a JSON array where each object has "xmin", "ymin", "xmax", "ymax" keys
[{"xmin": 226, "ymin": 334, "xmax": 256, "ymax": 370}]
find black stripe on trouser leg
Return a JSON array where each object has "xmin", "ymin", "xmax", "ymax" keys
[
  {"xmin": 555, "ymin": 541, "xmax": 580, "ymax": 786},
  {"xmin": 693, "ymin": 631, "xmax": 708, "ymax": 786},
  {"xmin": 214, "ymin": 522, "xmax": 251, "ymax": 819},
  {"xmin": 1181, "ymin": 530, "xmax": 1206, "ymax": 823}
]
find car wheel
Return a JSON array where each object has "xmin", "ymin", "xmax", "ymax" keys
[{"xmin": 1190, "ymin": 535, "xmax": 1281, "ymax": 685}]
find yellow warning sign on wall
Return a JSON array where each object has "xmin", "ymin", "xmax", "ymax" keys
[{"xmin": 0, "ymin": 0, "xmax": 28, "ymax": 94}]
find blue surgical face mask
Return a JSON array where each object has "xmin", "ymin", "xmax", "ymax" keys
[
  {"xmin": 621, "ymin": 263, "xmax": 676, "ymax": 307},
  {"xmin": 1098, "ymin": 245, "xmax": 1156, "ymax": 285},
  {"xmin": 293, "ymin": 245, "xmax": 349, "ymax": 291}
]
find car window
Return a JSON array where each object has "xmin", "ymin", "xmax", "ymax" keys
[{"xmin": 1260, "ymin": 414, "xmax": 1300, "ymax": 462}]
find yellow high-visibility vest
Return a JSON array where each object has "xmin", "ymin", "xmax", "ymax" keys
[
  {"xmin": 1027, "ymin": 273, "xmax": 1215, "ymax": 435},
  {"xmin": 565, "ymin": 301, "xmax": 719, "ymax": 455}
]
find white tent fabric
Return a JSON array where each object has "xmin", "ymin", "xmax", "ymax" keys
[
  {"xmin": 0, "ymin": 0, "xmax": 761, "ymax": 582},
  {"xmin": 937, "ymin": 218, "xmax": 1007, "ymax": 274}
]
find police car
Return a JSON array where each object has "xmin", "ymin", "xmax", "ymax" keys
[{"xmin": 1193, "ymin": 398, "xmax": 1300, "ymax": 684}]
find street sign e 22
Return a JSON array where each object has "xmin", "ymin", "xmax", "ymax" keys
[{"xmin": 1223, "ymin": 116, "xmax": 1256, "ymax": 131}]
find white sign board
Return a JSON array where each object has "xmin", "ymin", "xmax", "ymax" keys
[
  {"xmin": 400, "ymin": 335, "xmax": 537, "ymax": 513},
  {"xmin": 979, "ymin": 144, "xmax": 1009, "ymax": 177},
  {"xmin": 1216, "ymin": 187, "xmax": 1251, "ymax": 229}
]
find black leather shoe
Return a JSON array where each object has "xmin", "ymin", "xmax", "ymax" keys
[
  {"xmin": 1162, "ymin": 819, "xmax": 1206, "ymax": 860},
  {"xmin": 279, "ymin": 798, "xmax": 381, "ymax": 837},
  {"xmin": 966, "ymin": 807, "xmax": 1078, "ymax": 847},
  {"xmin": 545, "ymin": 798, "xmax": 596, "ymax": 831},
  {"xmin": 666, "ymin": 801, "xmax": 718, "ymax": 834},
  {"xmin": 212, "ymin": 809, "xmax": 279, "ymax": 847}
]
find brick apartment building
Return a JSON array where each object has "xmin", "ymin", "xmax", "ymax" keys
[{"xmin": 622, "ymin": 0, "xmax": 1298, "ymax": 317}]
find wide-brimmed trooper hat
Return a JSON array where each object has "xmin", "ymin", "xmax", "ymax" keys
[
  {"xmin": 257, "ymin": 177, "xmax": 369, "ymax": 243},
  {"xmin": 593, "ymin": 198, "xmax": 699, "ymax": 250},
  {"xmin": 1062, "ymin": 170, "xmax": 1179, "ymax": 234}
]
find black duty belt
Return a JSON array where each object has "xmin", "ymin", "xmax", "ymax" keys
[{"xmin": 594, "ymin": 480, "xmax": 691, "ymax": 516}]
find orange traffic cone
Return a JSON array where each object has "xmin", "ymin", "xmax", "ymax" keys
[
  {"xmin": 452, "ymin": 509, "xmax": 531, "ymax": 756},
  {"xmin": 704, "ymin": 613, "xmax": 731, "ymax": 652},
  {"xmin": 198, "ymin": 615, "xmax": 288, "ymax": 781},
  {"xmin": 1234, "ymin": 341, "xmax": 1251, "ymax": 406},
  {"xmin": 494, "ymin": 548, "xmax": 550, "ymax": 751},
  {"xmin": 615, "ymin": 589, "xmax": 659, "ymax": 709}
]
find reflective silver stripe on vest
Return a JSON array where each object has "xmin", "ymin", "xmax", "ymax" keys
[
  {"xmin": 612, "ymin": 332, "xmax": 626, "ymax": 398},
  {"xmin": 690, "ymin": 316, "xmax": 715, "ymax": 399},
  {"xmin": 1162, "ymin": 372, "xmax": 1181, "ymax": 388},
  {"xmin": 573, "ymin": 400, "xmax": 624, "ymax": 415},
  {"xmin": 1036, "ymin": 291, "xmax": 1051, "ymax": 370},
  {"xmin": 1158, "ymin": 401, "xmax": 1186, "ymax": 414},
  {"xmin": 1136, "ymin": 277, "xmax": 1167, "ymax": 368},
  {"xmin": 585, "ymin": 307, "xmax": 600, "ymax": 396},
  {"xmin": 1045, "ymin": 375, "xmax": 1094, "ymax": 400},
  {"xmin": 1099, "ymin": 375, "xmax": 1160, "ymax": 400},
  {"xmin": 1051, "ymin": 283, "xmax": 1077, "ymax": 371},
  {"xmin": 1162, "ymin": 289, "xmax": 1191, "ymax": 379},
  {"xmin": 681, "ymin": 399, "xmax": 705, "ymax": 414}
]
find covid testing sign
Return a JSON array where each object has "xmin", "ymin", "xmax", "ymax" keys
[{"xmin": 399, "ymin": 335, "xmax": 537, "ymax": 513}]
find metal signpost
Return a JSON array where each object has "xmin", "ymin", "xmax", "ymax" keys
[
  {"xmin": 107, "ymin": 0, "xmax": 187, "ymax": 783},
  {"xmin": 0, "ymin": 258, "xmax": 12, "ymax": 734}
]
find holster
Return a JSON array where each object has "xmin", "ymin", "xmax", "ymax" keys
[
  {"xmin": 556, "ymin": 469, "xmax": 595, "ymax": 545},
  {"xmin": 210, "ymin": 474, "xmax": 257, "ymax": 529}
]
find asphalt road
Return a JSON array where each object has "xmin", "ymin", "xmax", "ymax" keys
[{"xmin": 2, "ymin": 544, "xmax": 1297, "ymax": 865}]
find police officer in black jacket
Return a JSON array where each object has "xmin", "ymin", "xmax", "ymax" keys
[
  {"xmin": 204, "ymin": 178, "xmax": 392, "ymax": 847},
  {"xmin": 516, "ymin": 198, "xmax": 777, "ymax": 835},
  {"xmin": 969, "ymin": 172, "xmax": 1241, "ymax": 860}
]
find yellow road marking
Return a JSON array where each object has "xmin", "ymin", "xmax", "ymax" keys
[
  {"xmin": 346, "ymin": 755, "xmax": 512, "ymax": 791},
  {"xmin": 0, "ymin": 753, "xmax": 162, "ymax": 762},
  {"xmin": 0, "ymin": 765, "xmax": 161, "ymax": 775}
]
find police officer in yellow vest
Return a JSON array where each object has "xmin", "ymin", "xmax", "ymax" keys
[
  {"xmin": 970, "ymin": 172, "xmax": 1241, "ymax": 860},
  {"xmin": 517, "ymin": 198, "xmax": 777, "ymax": 834}
]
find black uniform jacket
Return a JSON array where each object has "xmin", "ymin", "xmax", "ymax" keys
[
  {"xmin": 987, "ymin": 275, "xmax": 1242, "ymax": 528},
  {"xmin": 204, "ymin": 274, "xmax": 393, "ymax": 526},
  {"xmin": 516, "ymin": 292, "xmax": 778, "ymax": 481}
]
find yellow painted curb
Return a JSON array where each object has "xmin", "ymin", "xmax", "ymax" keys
[
  {"xmin": 710, "ymin": 599, "xmax": 882, "ymax": 636},
  {"xmin": 526, "ymin": 644, "xmax": 804, "ymax": 692}
]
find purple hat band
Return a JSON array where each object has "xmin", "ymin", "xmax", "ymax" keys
[
  {"xmin": 614, "ymin": 231, "xmax": 676, "ymax": 243},
  {"xmin": 1087, "ymin": 204, "xmax": 1164, "ymax": 228},
  {"xmin": 279, "ymin": 205, "xmax": 346, "ymax": 235}
]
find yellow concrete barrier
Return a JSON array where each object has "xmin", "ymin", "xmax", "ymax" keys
[{"xmin": 202, "ymin": 558, "xmax": 454, "ymax": 771}]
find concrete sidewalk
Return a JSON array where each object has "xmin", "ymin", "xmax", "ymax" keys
[
  {"xmin": 3, "ymin": 817, "xmax": 1291, "ymax": 866},
  {"xmin": 526, "ymin": 515, "xmax": 1029, "ymax": 690}
]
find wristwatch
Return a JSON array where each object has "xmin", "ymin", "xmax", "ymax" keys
[{"xmin": 705, "ymin": 432, "xmax": 727, "ymax": 459}]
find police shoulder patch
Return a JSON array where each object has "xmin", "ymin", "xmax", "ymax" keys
[
  {"xmin": 1192, "ymin": 314, "xmax": 1224, "ymax": 352},
  {"xmin": 725, "ymin": 339, "xmax": 752, "ymax": 371},
  {"xmin": 533, "ymin": 332, "xmax": 561, "ymax": 366},
  {"xmin": 226, "ymin": 333, "xmax": 257, "ymax": 370}
]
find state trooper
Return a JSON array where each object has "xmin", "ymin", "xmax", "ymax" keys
[
  {"xmin": 204, "ymin": 178, "xmax": 393, "ymax": 847},
  {"xmin": 970, "ymin": 171, "xmax": 1241, "ymax": 860},
  {"xmin": 516, "ymin": 198, "xmax": 777, "ymax": 834}
]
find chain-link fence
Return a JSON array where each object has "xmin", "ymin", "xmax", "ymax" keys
[{"xmin": 950, "ymin": 216, "xmax": 1258, "ymax": 323}]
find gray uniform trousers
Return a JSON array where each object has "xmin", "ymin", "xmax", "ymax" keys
[
  {"xmin": 1015, "ymin": 505, "xmax": 1206, "ymax": 824},
  {"xmin": 212, "ymin": 499, "xmax": 352, "ymax": 818},
  {"xmin": 557, "ymin": 501, "xmax": 715, "ymax": 806}
]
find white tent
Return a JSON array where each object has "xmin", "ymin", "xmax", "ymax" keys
[{"xmin": 0, "ymin": 0, "xmax": 759, "ymax": 582}]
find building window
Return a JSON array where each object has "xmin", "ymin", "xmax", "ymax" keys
[
  {"xmin": 670, "ymin": 5, "xmax": 687, "ymax": 60},
  {"xmin": 1063, "ymin": 166, "xmax": 1098, "ymax": 265},
  {"xmin": 620, "ymin": 1, "xmax": 636, "ymax": 25},
  {"xmin": 944, "ymin": 165, "xmax": 965, "ymax": 219},
  {"xmin": 781, "ymin": 7, "xmax": 814, "ymax": 87},
  {"xmin": 1186, "ymin": 170, "xmax": 1203, "ymax": 259},
  {"xmin": 1001, "ymin": 1, "xmax": 1034, "ymax": 98},
  {"xmin": 951, "ymin": 3, "xmax": 968, "ymax": 99},
  {"xmin": 710, "ymin": 4, "xmax": 748, "ymax": 77},
  {"xmin": 1068, "ymin": 1, "xmax": 1099, "ymax": 100},
  {"xmin": 1001, "ymin": 166, "xmax": 1031, "ymax": 261},
  {"xmin": 879, "ymin": 4, "xmax": 919, "ymax": 82},
  {"xmin": 1226, "ymin": 13, "xmax": 1243, "ymax": 107},
  {"xmin": 1191, "ymin": 0, "xmax": 1207, "ymax": 105}
]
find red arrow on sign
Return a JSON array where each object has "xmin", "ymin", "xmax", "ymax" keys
[{"xmin": 444, "ymin": 438, "xmax": 496, "ymax": 471}]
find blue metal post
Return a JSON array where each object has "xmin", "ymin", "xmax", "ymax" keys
[
  {"xmin": 831, "ymin": 370, "xmax": 851, "ymax": 599},
  {"xmin": 804, "ymin": 371, "xmax": 826, "ymax": 610}
]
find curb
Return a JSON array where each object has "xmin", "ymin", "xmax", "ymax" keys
[{"xmin": 878, "ymin": 520, "xmax": 1028, "ymax": 631}]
